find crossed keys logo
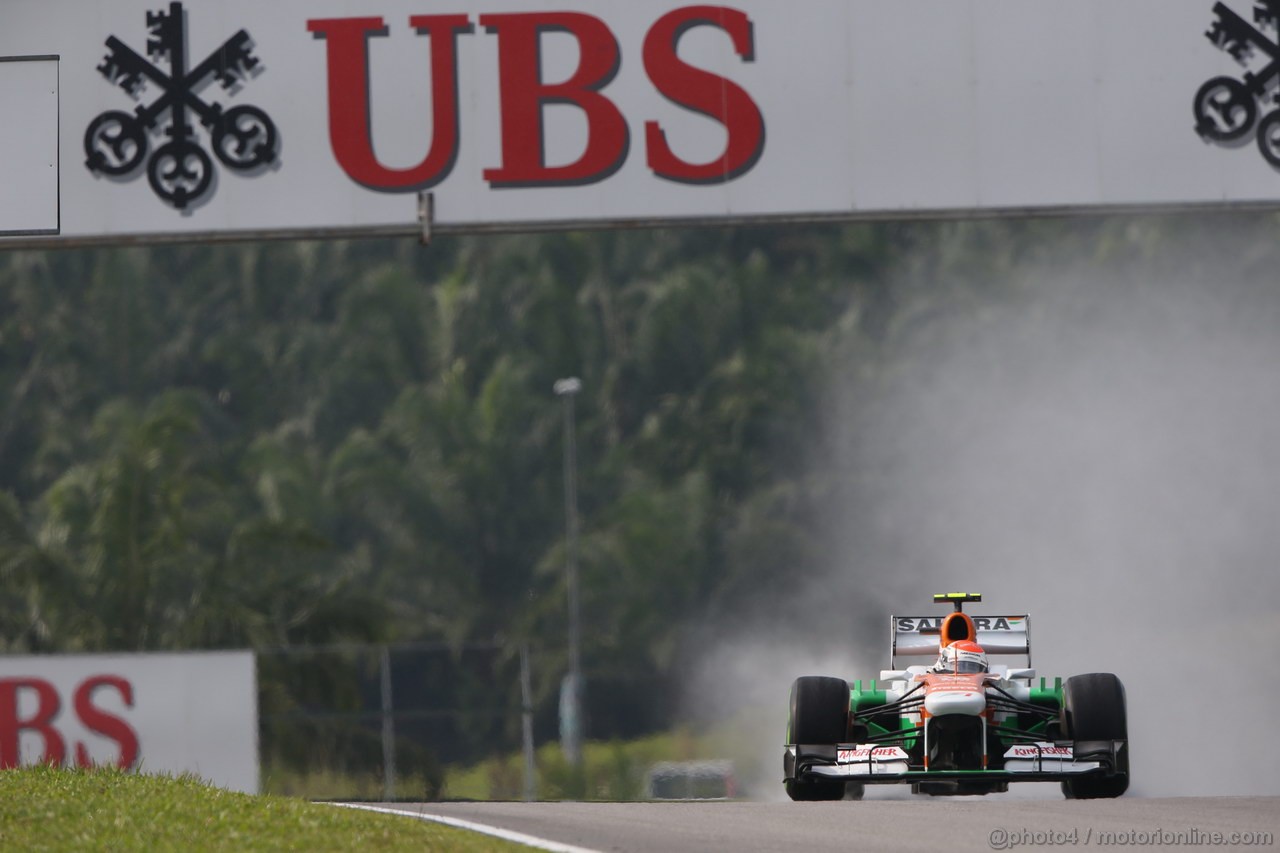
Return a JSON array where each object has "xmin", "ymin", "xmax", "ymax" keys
[
  {"xmin": 84, "ymin": 2, "xmax": 278, "ymax": 209},
  {"xmin": 1195, "ymin": 1, "xmax": 1280, "ymax": 167}
]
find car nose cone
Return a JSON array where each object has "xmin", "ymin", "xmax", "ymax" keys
[{"xmin": 924, "ymin": 688, "xmax": 986, "ymax": 716}]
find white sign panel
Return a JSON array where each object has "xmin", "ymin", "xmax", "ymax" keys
[
  {"xmin": 0, "ymin": 57, "xmax": 58, "ymax": 236},
  {"xmin": 0, "ymin": 651, "xmax": 258, "ymax": 793},
  {"xmin": 0, "ymin": 0, "xmax": 1277, "ymax": 244}
]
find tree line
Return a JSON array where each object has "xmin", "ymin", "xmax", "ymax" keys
[{"xmin": 1, "ymin": 213, "xmax": 1275, "ymax": 745}]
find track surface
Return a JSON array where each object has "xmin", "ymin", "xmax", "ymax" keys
[{"xmin": 363, "ymin": 796, "xmax": 1279, "ymax": 852}]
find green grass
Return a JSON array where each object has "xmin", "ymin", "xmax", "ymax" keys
[
  {"xmin": 444, "ymin": 713, "xmax": 775, "ymax": 801},
  {"xmin": 257, "ymin": 709, "xmax": 783, "ymax": 803},
  {"xmin": 261, "ymin": 726, "xmax": 749, "ymax": 802},
  {"xmin": 0, "ymin": 766, "xmax": 527, "ymax": 852},
  {"xmin": 261, "ymin": 765, "xmax": 444, "ymax": 803}
]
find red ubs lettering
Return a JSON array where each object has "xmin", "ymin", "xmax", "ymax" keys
[
  {"xmin": 307, "ymin": 6, "xmax": 764, "ymax": 191},
  {"xmin": 0, "ymin": 676, "xmax": 139, "ymax": 769}
]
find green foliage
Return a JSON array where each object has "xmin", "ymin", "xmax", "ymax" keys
[
  {"xmin": 0, "ymin": 227, "xmax": 878, "ymax": 656},
  {"xmin": 5, "ymin": 215, "xmax": 1277, "ymax": 753},
  {"xmin": 444, "ymin": 720, "xmax": 770, "ymax": 801},
  {"xmin": 447, "ymin": 731, "xmax": 688, "ymax": 801}
]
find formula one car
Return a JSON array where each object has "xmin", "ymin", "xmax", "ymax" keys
[{"xmin": 783, "ymin": 593, "xmax": 1128, "ymax": 800}]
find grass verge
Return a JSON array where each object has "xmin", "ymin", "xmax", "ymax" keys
[
  {"xmin": 445, "ymin": 714, "xmax": 774, "ymax": 801},
  {"xmin": 0, "ymin": 766, "xmax": 527, "ymax": 852}
]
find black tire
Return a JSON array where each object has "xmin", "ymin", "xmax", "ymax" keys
[
  {"xmin": 786, "ymin": 676, "xmax": 850, "ymax": 802},
  {"xmin": 1059, "ymin": 673, "xmax": 1129, "ymax": 799},
  {"xmin": 785, "ymin": 778, "xmax": 851, "ymax": 801}
]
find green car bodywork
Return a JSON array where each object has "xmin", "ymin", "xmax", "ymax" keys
[{"xmin": 847, "ymin": 676, "xmax": 1064, "ymax": 753}]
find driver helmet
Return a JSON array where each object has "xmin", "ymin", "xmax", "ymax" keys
[{"xmin": 935, "ymin": 640, "xmax": 988, "ymax": 674}]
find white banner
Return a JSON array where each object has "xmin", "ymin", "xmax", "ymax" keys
[
  {"xmin": 0, "ymin": 0, "xmax": 1277, "ymax": 243},
  {"xmin": 0, "ymin": 56, "xmax": 58, "ymax": 236},
  {"xmin": 0, "ymin": 651, "xmax": 258, "ymax": 793}
]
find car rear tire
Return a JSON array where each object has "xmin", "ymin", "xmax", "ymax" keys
[
  {"xmin": 786, "ymin": 676, "xmax": 850, "ymax": 802},
  {"xmin": 1059, "ymin": 672, "xmax": 1129, "ymax": 799}
]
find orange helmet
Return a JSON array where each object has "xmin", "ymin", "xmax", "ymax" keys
[{"xmin": 935, "ymin": 640, "xmax": 988, "ymax": 674}]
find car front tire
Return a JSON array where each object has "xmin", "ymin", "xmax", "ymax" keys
[
  {"xmin": 786, "ymin": 675, "xmax": 851, "ymax": 802},
  {"xmin": 1060, "ymin": 672, "xmax": 1129, "ymax": 799}
]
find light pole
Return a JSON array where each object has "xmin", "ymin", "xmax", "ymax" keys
[{"xmin": 553, "ymin": 376, "xmax": 583, "ymax": 767}]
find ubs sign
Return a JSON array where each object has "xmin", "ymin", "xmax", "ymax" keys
[
  {"xmin": 84, "ymin": 2, "xmax": 764, "ymax": 211},
  {"xmin": 4, "ymin": 0, "xmax": 1280, "ymax": 245},
  {"xmin": 0, "ymin": 652, "xmax": 258, "ymax": 792},
  {"xmin": 308, "ymin": 8, "xmax": 764, "ymax": 193}
]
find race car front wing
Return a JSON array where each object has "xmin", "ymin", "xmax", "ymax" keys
[{"xmin": 785, "ymin": 739, "xmax": 1126, "ymax": 784}]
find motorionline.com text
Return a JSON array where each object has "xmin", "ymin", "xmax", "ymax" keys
[{"xmin": 988, "ymin": 826, "xmax": 1274, "ymax": 849}]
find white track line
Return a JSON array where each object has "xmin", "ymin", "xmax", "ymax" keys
[{"xmin": 333, "ymin": 803, "xmax": 603, "ymax": 853}]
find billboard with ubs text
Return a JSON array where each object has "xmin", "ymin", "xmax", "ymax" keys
[
  {"xmin": 1, "ymin": 0, "xmax": 1279, "ymax": 243},
  {"xmin": 0, "ymin": 651, "xmax": 258, "ymax": 793}
]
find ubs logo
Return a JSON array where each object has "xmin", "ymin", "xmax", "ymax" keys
[
  {"xmin": 84, "ymin": 1, "xmax": 278, "ymax": 209},
  {"xmin": 1194, "ymin": 1, "xmax": 1280, "ymax": 167}
]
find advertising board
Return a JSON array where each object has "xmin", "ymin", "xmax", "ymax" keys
[
  {"xmin": 0, "ymin": 651, "xmax": 258, "ymax": 793},
  {"xmin": 1, "ymin": 1, "xmax": 1277, "ymax": 243}
]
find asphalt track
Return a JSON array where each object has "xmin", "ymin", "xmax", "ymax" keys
[{"xmin": 353, "ymin": 796, "xmax": 1280, "ymax": 852}]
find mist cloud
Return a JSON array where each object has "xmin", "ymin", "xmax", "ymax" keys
[{"xmin": 691, "ymin": 218, "xmax": 1280, "ymax": 799}]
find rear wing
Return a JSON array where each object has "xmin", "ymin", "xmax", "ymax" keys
[{"xmin": 890, "ymin": 614, "xmax": 1031, "ymax": 667}]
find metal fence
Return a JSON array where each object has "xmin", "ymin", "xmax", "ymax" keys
[
  {"xmin": 256, "ymin": 641, "xmax": 537, "ymax": 801},
  {"xmin": 255, "ymin": 640, "xmax": 677, "ymax": 801}
]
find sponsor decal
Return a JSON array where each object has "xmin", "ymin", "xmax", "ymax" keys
[
  {"xmin": 1194, "ymin": 1, "xmax": 1280, "ymax": 167},
  {"xmin": 1004, "ymin": 744, "xmax": 1073, "ymax": 758},
  {"xmin": 837, "ymin": 746, "xmax": 908, "ymax": 763},
  {"xmin": 925, "ymin": 676, "xmax": 982, "ymax": 693},
  {"xmin": 85, "ymin": 1, "xmax": 278, "ymax": 209},
  {"xmin": 896, "ymin": 616, "xmax": 1025, "ymax": 632}
]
